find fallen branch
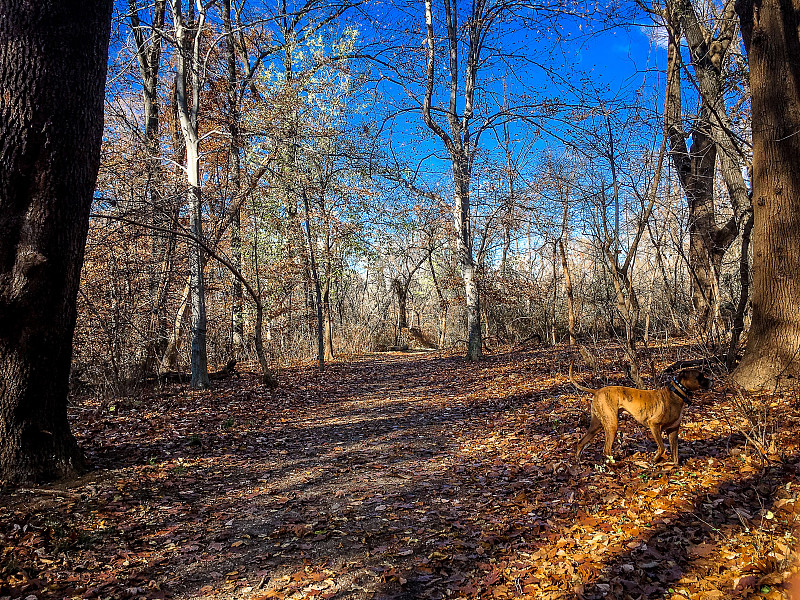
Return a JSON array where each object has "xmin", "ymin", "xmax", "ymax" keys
[{"xmin": 19, "ymin": 488, "xmax": 83, "ymax": 499}]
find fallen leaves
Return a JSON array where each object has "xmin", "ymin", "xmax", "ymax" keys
[{"xmin": 1, "ymin": 345, "xmax": 799, "ymax": 600}]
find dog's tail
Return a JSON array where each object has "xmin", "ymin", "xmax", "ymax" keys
[{"xmin": 569, "ymin": 360, "xmax": 597, "ymax": 394}]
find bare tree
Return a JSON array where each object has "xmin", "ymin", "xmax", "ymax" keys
[
  {"xmin": 128, "ymin": 0, "xmax": 175, "ymax": 374},
  {"xmin": 655, "ymin": 0, "xmax": 750, "ymax": 338},
  {"xmin": 221, "ymin": 0, "xmax": 246, "ymax": 355},
  {"xmin": 584, "ymin": 107, "xmax": 667, "ymax": 387},
  {"xmin": 420, "ymin": 0, "xmax": 492, "ymax": 360},
  {"xmin": 171, "ymin": 0, "xmax": 210, "ymax": 388}
]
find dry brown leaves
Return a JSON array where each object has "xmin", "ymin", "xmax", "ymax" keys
[{"xmin": 1, "ymin": 345, "xmax": 799, "ymax": 600}]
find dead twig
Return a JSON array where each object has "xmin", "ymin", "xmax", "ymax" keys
[{"xmin": 18, "ymin": 487, "xmax": 83, "ymax": 499}]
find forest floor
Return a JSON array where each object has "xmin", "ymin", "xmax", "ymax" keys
[{"xmin": 2, "ymin": 344, "xmax": 800, "ymax": 600}]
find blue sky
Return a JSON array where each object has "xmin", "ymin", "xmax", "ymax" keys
[
  {"xmin": 107, "ymin": 0, "xmax": 674, "ymax": 211},
  {"xmin": 361, "ymin": 3, "xmax": 671, "ymax": 200}
]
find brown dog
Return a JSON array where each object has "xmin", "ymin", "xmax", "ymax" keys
[{"xmin": 570, "ymin": 362, "xmax": 712, "ymax": 464}]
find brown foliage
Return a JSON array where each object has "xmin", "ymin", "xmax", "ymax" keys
[{"xmin": 1, "ymin": 346, "xmax": 799, "ymax": 599}]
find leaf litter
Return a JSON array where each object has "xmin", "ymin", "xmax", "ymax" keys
[{"xmin": 1, "ymin": 345, "xmax": 799, "ymax": 600}]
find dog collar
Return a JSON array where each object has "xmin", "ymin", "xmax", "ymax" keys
[{"xmin": 668, "ymin": 380, "xmax": 691, "ymax": 404}]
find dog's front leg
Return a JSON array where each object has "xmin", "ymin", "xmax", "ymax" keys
[
  {"xmin": 648, "ymin": 422, "xmax": 666, "ymax": 462},
  {"xmin": 668, "ymin": 429, "xmax": 680, "ymax": 465}
]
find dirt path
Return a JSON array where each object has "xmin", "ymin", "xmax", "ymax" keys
[{"xmin": 2, "ymin": 347, "xmax": 799, "ymax": 600}]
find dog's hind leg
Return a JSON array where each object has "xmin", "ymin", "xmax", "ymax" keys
[
  {"xmin": 601, "ymin": 413, "xmax": 618, "ymax": 459},
  {"xmin": 575, "ymin": 415, "xmax": 602, "ymax": 461}
]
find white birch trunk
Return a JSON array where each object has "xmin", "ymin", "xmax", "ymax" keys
[{"xmin": 172, "ymin": 0, "xmax": 209, "ymax": 388}]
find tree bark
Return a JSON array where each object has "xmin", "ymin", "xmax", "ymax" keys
[
  {"xmin": 672, "ymin": 0, "xmax": 750, "ymax": 222},
  {"xmin": 172, "ymin": 0, "xmax": 209, "ymax": 389},
  {"xmin": 550, "ymin": 243, "xmax": 558, "ymax": 345},
  {"xmin": 130, "ymin": 0, "xmax": 170, "ymax": 374},
  {"xmin": 392, "ymin": 277, "xmax": 408, "ymax": 331},
  {"xmin": 222, "ymin": 0, "xmax": 245, "ymax": 355},
  {"xmin": 302, "ymin": 189, "xmax": 325, "ymax": 370},
  {"xmin": 558, "ymin": 239, "xmax": 576, "ymax": 346},
  {"xmin": 422, "ymin": 0, "xmax": 484, "ymax": 360},
  {"xmin": 728, "ymin": 209, "xmax": 754, "ymax": 369},
  {"xmin": 323, "ymin": 279, "xmax": 334, "ymax": 361},
  {"xmin": 187, "ymin": 177, "xmax": 209, "ymax": 389},
  {"xmin": 160, "ymin": 281, "xmax": 190, "ymax": 373},
  {"xmin": 0, "ymin": 0, "xmax": 113, "ymax": 482},
  {"xmin": 733, "ymin": 0, "xmax": 800, "ymax": 389},
  {"xmin": 663, "ymin": 5, "xmax": 741, "ymax": 338}
]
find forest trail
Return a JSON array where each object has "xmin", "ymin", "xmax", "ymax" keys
[{"xmin": 2, "ymin": 346, "xmax": 799, "ymax": 600}]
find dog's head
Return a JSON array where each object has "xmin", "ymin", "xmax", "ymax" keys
[{"xmin": 677, "ymin": 369, "xmax": 713, "ymax": 392}]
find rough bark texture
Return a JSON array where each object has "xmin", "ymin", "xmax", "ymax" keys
[
  {"xmin": 734, "ymin": 0, "xmax": 800, "ymax": 389},
  {"xmin": 160, "ymin": 282, "xmax": 190, "ymax": 373},
  {"xmin": 158, "ymin": 77, "xmax": 190, "ymax": 374},
  {"xmin": 0, "ymin": 0, "xmax": 113, "ymax": 482},
  {"xmin": 392, "ymin": 278, "xmax": 409, "ymax": 331},
  {"xmin": 458, "ymin": 190, "xmax": 482, "ymax": 360},
  {"xmin": 230, "ymin": 208, "xmax": 244, "ymax": 351},
  {"xmin": 187, "ymin": 181, "xmax": 209, "ymax": 389},
  {"xmin": 673, "ymin": 0, "xmax": 750, "ymax": 218},
  {"xmin": 663, "ymin": 3, "xmax": 742, "ymax": 337},
  {"xmin": 728, "ymin": 209, "xmax": 754, "ymax": 369},
  {"xmin": 323, "ymin": 281, "xmax": 334, "ymax": 362}
]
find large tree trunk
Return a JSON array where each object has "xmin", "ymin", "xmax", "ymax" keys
[
  {"xmin": 0, "ymin": 0, "xmax": 113, "ymax": 483},
  {"xmin": 673, "ymin": 0, "xmax": 750, "ymax": 224},
  {"xmin": 392, "ymin": 277, "xmax": 408, "ymax": 330},
  {"xmin": 422, "ymin": 0, "xmax": 483, "ymax": 361},
  {"xmin": 685, "ymin": 121, "xmax": 729, "ymax": 338},
  {"xmin": 733, "ymin": 0, "xmax": 800, "ymax": 389},
  {"xmin": 187, "ymin": 166, "xmax": 209, "ymax": 389},
  {"xmin": 323, "ymin": 279, "xmax": 334, "ymax": 362}
]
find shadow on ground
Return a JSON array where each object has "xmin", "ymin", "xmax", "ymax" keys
[{"xmin": 2, "ymin": 346, "xmax": 798, "ymax": 600}]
